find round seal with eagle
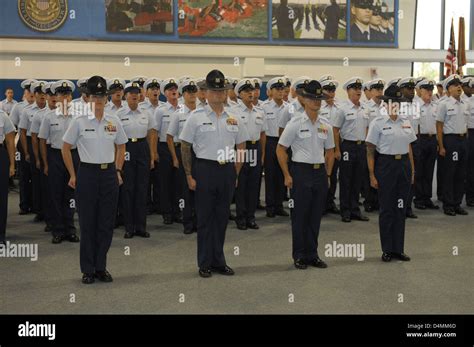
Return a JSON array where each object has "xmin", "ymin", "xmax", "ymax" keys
[{"xmin": 18, "ymin": 0, "xmax": 68, "ymax": 32}]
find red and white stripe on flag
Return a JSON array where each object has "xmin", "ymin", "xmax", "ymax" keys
[{"xmin": 444, "ymin": 18, "xmax": 457, "ymax": 77}]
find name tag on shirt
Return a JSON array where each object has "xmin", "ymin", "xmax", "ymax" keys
[
  {"xmin": 200, "ymin": 122, "xmax": 216, "ymax": 132},
  {"xmin": 82, "ymin": 128, "xmax": 97, "ymax": 139},
  {"xmin": 346, "ymin": 112, "xmax": 356, "ymax": 120},
  {"xmin": 266, "ymin": 112, "xmax": 276, "ymax": 119},
  {"xmin": 298, "ymin": 128, "xmax": 311, "ymax": 138},
  {"xmin": 447, "ymin": 109, "xmax": 456, "ymax": 117},
  {"xmin": 50, "ymin": 123, "xmax": 61, "ymax": 131},
  {"xmin": 139, "ymin": 117, "xmax": 148, "ymax": 125},
  {"xmin": 381, "ymin": 127, "xmax": 394, "ymax": 135},
  {"xmin": 255, "ymin": 116, "xmax": 263, "ymax": 125}
]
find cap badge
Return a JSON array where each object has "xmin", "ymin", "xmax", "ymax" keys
[{"xmin": 97, "ymin": 82, "xmax": 102, "ymax": 88}]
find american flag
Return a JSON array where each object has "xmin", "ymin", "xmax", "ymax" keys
[{"xmin": 444, "ymin": 18, "xmax": 457, "ymax": 77}]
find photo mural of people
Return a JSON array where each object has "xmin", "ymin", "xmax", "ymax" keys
[
  {"xmin": 178, "ymin": 0, "xmax": 268, "ymax": 38},
  {"xmin": 350, "ymin": 0, "xmax": 395, "ymax": 43},
  {"xmin": 272, "ymin": 0, "xmax": 347, "ymax": 40},
  {"xmin": 106, "ymin": 0, "xmax": 173, "ymax": 34}
]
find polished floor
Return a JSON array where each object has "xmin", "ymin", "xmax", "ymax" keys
[{"xmin": 1, "ymin": 187, "xmax": 473, "ymax": 314}]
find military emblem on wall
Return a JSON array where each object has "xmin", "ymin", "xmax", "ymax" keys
[{"xmin": 18, "ymin": 0, "xmax": 68, "ymax": 32}]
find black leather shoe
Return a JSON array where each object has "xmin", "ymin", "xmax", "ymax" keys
[
  {"xmin": 406, "ymin": 211, "xmax": 418, "ymax": 219},
  {"xmin": 236, "ymin": 222, "xmax": 247, "ymax": 230},
  {"xmin": 211, "ymin": 265, "xmax": 235, "ymax": 276},
  {"xmin": 66, "ymin": 234, "xmax": 80, "ymax": 243},
  {"xmin": 381, "ymin": 253, "xmax": 392, "ymax": 262},
  {"xmin": 257, "ymin": 203, "xmax": 265, "ymax": 210},
  {"xmin": 352, "ymin": 214, "xmax": 369, "ymax": 221},
  {"xmin": 135, "ymin": 231, "xmax": 150, "ymax": 238},
  {"xmin": 95, "ymin": 270, "xmax": 113, "ymax": 282},
  {"xmin": 246, "ymin": 221, "xmax": 259, "ymax": 229},
  {"xmin": 444, "ymin": 209, "xmax": 456, "ymax": 216},
  {"xmin": 307, "ymin": 258, "xmax": 328, "ymax": 268},
  {"xmin": 341, "ymin": 216, "xmax": 351, "ymax": 223},
  {"xmin": 327, "ymin": 205, "xmax": 340, "ymax": 214},
  {"xmin": 52, "ymin": 235, "xmax": 62, "ymax": 244},
  {"xmin": 82, "ymin": 273, "xmax": 95, "ymax": 284},
  {"xmin": 425, "ymin": 201, "xmax": 439, "ymax": 210},
  {"xmin": 414, "ymin": 204, "xmax": 426, "ymax": 210},
  {"xmin": 33, "ymin": 214, "xmax": 44, "ymax": 222},
  {"xmin": 44, "ymin": 225, "xmax": 52, "ymax": 233},
  {"xmin": 454, "ymin": 207, "xmax": 468, "ymax": 215},
  {"xmin": 467, "ymin": 201, "xmax": 474, "ymax": 207},
  {"xmin": 19, "ymin": 209, "xmax": 29, "ymax": 215},
  {"xmin": 275, "ymin": 209, "xmax": 289, "ymax": 217},
  {"xmin": 294, "ymin": 259, "xmax": 307, "ymax": 269},
  {"xmin": 173, "ymin": 215, "xmax": 183, "ymax": 223},
  {"xmin": 229, "ymin": 213, "xmax": 236, "ymax": 221},
  {"xmin": 266, "ymin": 211, "xmax": 276, "ymax": 218},
  {"xmin": 199, "ymin": 268, "xmax": 212, "ymax": 278},
  {"xmin": 392, "ymin": 253, "xmax": 411, "ymax": 261},
  {"xmin": 183, "ymin": 228, "xmax": 193, "ymax": 235},
  {"xmin": 124, "ymin": 231, "xmax": 134, "ymax": 238},
  {"xmin": 163, "ymin": 217, "xmax": 173, "ymax": 225},
  {"xmin": 364, "ymin": 205, "xmax": 375, "ymax": 212}
]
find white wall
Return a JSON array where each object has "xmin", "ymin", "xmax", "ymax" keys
[{"xmin": 0, "ymin": 0, "xmax": 472, "ymax": 98}]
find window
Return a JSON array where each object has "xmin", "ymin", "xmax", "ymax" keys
[
  {"xmin": 414, "ymin": 0, "xmax": 442, "ymax": 49},
  {"xmin": 413, "ymin": 62, "xmax": 442, "ymax": 81},
  {"xmin": 444, "ymin": 0, "xmax": 471, "ymax": 49}
]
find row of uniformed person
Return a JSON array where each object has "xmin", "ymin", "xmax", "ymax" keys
[{"xmin": 2, "ymin": 72, "xmax": 473, "ymax": 280}]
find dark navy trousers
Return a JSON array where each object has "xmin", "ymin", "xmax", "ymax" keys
[
  {"xmin": 0, "ymin": 144, "xmax": 9, "ymax": 242},
  {"xmin": 339, "ymin": 140, "xmax": 364, "ymax": 218},
  {"xmin": 235, "ymin": 141, "xmax": 262, "ymax": 224},
  {"xmin": 375, "ymin": 154, "xmax": 411, "ymax": 254},
  {"xmin": 122, "ymin": 140, "xmax": 150, "ymax": 234},
  {"xmin": 264, "ymin": 136, "xmax": 284, "ymax": 213},
  {"xmin": 414, "ymin": 135, "xmax": 437, "ymax": 205},
  {"xmin": 76, "ymin": 163, "xmax": 119, "ymax": 274},
  {"xmin": 48, "ymin": 147, "xmax": 79, "ymax": 237},
  {"xmin": 289, "ymin": 162, "xmax": 327, "ymax": 261},
  {"xmin": 441, "ymin": 134, "xmax": 468, "ymax": 210},
  {"xmin": 194, "ymin": 159, "xmax": 235, "ymax": 269}
]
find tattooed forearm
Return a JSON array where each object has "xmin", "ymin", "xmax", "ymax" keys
[{"xmin": 181, "ymin": 141, "xmax": 193, "ymax": 176}]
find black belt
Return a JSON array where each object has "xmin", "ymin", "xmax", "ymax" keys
[
  {"xmin": 80, "ymin": 162, "xmax": 115, "ymax": 170},
  {"xmin": 377, "ymin": 153, "xmax": 408, "ymax": 160},
  {"xmin": 444, "ymin": 133, "xmax": 466, "ymax": 138},
  {"xmin": 418, "ymin": 134, "xmax": 436, "ymax": 138},
  {"xmin": 266, "ymin": 136, "xmax": 279, "ymax": 140},
  {"xmin": 128, "ymin": 137, "xmax": 146, "ymax": 143},
  {"xmin": 246, "ymin": 140, "xmax": 260, "ymax": 146},
  {"xmin": 196, "ymin": 158, "xmax": 233, "ymax": 166},
  {"xmin": 343, "ymin": 140, "xmax": 365, "ymax": 145},
  {"xmin": 293, "ymin": 162, "xmax": 325, "ymax": 170},
  {"xmin": 50, "ymin": 147, "xmax": 77, "ymax": 152}
]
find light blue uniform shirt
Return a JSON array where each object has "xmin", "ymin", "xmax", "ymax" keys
[
  {"xmin": 262, "ymin": 99, "xmax": 287, "ymax": 137},
  {"xmin": 139, "ymin": 99, "xmax": 163, "ymax": 115},
  {"xmin": 0, "ymin": 99, "xmax": 18, "ymax": 115},
  {"xmin": 117, "ymin": 105, "xmax": 155, "ymax": 139},
  {"xmin": 9, "ymin": 100, "xmax": 29, "ymax": 128},
  {"xmin": 277, "ymin": 98, "xmax": 304, "ymax": 129},
  {"xmin": 319, "ymin": 101, "xmax": 341, "ymax": 126},
  {"xmin": 167, "ymin": 104, "xmax": 195, "ymax": 142},
  {"xmin": 399, "ymin": 100, "xmax": 421, "ymax": 134},
  {"xmin": 30, "ymin": 107, "xmax": 49, "ymax": 135},
  {"xmin": 461, "ymin": 94, "xmax": 474, "ymax": 129},
  {"xmin": 104, "ymin": 101, "xmax": 124, "ymax": 116},
  {"xmin": 62, "ymin": 112, "xmax": 128, "ymax": 164},
  {"xmin": 229, "ymin": 100, "xmax": 268, "ymax": 142},
  {"xmin": 366, "ymin": 115, "xmax": 417, "ymax": 155},
  {"xmin": 364, "ymin": 99, "xmax": 384, "ymax": 124},
  {"xmin": 333, "ymin": 99, "xmax": 369, "ymax": 141},
  {"xmin": 279, "ymin": 113, "xmax": 335, "ymax": 164},
  {"xmin": 155, "ymin": 102, "xmax": 178, "ymax": 142},
  {"xmin": 179, "ymin": 105, "xmax": 249, "ymax": 161},
  {"xmin": 435, "ymin": 96, "xmax": 468, "ymax": 134},
  {"xmin": 19, "ymin": 103, "xmax": 45, "ymax": 136},
  {"xmin": 0, "ymin": 110, "xmax": 15, "ymax": 144},
  {"xmin": 418, "ymin": 100, "xmax": 438, "ymax": 135},
  {"xmin": 38, "ymin": 108, "xmax": 75, "ymax": 149}
]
